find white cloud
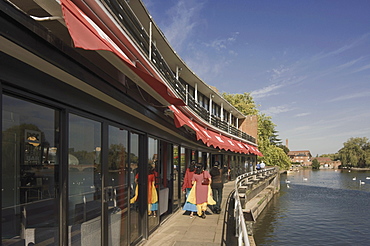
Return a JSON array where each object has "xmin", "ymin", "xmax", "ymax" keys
[
  {"xmin": 161, "ymin": 0, "xmax": 205, "ymax": 52},
  {"xmin": 337, "ymin": 57, "xmax": 364, "ymax": 70},
  {"xmin": 352, "ymin": 64, "xmax": 370, "ymax": 73},
  {"xmin": 327, "ymin": 91, "xmax": 370, "ymax": 102},
  {"xmin": 312, "ymin": 35, "xmax": 367, "ymax": 61},
  {"xmin": 295, "ymin": 112, "xmax": 311, "ymax": 117},
  {"xmin": 250, "ymin": 83, "xmax": 283, "ymax": 99},
  {"xmin": 205, "ymin": 32, "xmax": 239, "ymax": 51},
  {"xmin": 261, "ymin": 105, "xmax": 293, "ymax": 116}
]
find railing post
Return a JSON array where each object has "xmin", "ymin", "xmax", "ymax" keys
[{"xmin": 149, "ymin": 21, "xmax": 152, "ymax": 60}]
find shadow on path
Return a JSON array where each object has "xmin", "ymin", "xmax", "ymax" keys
[{"xmin": 221, "ymin": 189, "xmax": 238, "ymax": 246}]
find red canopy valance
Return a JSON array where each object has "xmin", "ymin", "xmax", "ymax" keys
[
  {"xmin": 60, "ymin": 0, "xmax": 185, "ymax": 106},
  {"xmin": 169, "ymin": 106, "xmax": 262, "ymax": 155}
]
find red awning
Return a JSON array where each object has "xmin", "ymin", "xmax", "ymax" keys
[
  {"xmin": 232, "ymin": 139, "xmax": 248, "ymax": 154},
  {"xmin": 223, "ymin": 136, "xmax": 238, "ymax": 152},
  {"xmin": 207, "ymin": 130, "xmax": 227, "ymax": 150},
  {"xmin": 170, "ymin": 106, "xmax": 262, "ymax": 155},
  {"xmin": 60, "ymin": 0, "xmax": 185, "ymax": 106},
  {"xmin": 244, "ymin": 143, "xmax": 263, "ymax": 156},
  {"xmin": 169, "ymin": 106, "xmax": 207, "ymax": 143}
]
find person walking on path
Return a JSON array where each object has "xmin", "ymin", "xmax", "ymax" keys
[
  {"xmin": 182, "ymin": 161, "xmax": 197, "ymax": 218},
  {"xmin": 210, "ymin": 161, "xmax": 224, "ymax": 214},
  {"xmin": 260, "ymin": 161, "xmax": 266, "ymax": 169},
  {"xmin": 189, "ymin": 164, "xmax": 215, "ymax": 219}
]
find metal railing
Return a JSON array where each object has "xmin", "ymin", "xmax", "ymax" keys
[
  {"xmin": 234, "ymin": 167, "xmax": 277, "ymax": 245},
  {"xmin": 101, "ymin": 0, "xmax": 256, "ymax": 143}
]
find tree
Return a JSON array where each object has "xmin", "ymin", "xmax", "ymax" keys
[
  {"xmin": 221, "ymin": 92, "xmax": 258, "ymax": 115},
  {"xmin": 270, "ymin": 129, "xmax": 282, "ymax": 145},
  {"xmin": 277, "ymin": 144, "xmax": 290, "ymax": 154},
  {"xmin": 257, "ymin": 114, "xmax": 275, "ymax": 144},
  {"xmin": 319, "ymin": 153, "xmax": 339, "ymax": 161},
  {"xmin": 312, "ymin": 159, "xmax": 320, "ymax": 169},
  {"xmin": 338, "ymin": 137, "xmax": 370, "ymax": 167},
  {"xmin": 222, "ymin": 92, "xmax": 291, "ymax": 170},
  {"xmin": 261, "ymin": 145, "xmax": 291, "ymax": 169}
]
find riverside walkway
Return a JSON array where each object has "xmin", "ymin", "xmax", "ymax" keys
[{"xmin": 139, "ymin": 180, "xmax": 251, "ymax": 246}]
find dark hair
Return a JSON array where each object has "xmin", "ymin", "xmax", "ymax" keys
[
  {"xmin": 148, "ymin": 164, "xmax": 155, "ymax": 174},
  {"xmin": 189, "ymin": 162, "xmax": 196, "ymax": 172},
  {"xmin": 194, "ymin": 163, "xmax": 204, "ymax": 175},
  {"xmin": 210, "ymin": 166, "xmax": 220, "ymax": 177}
]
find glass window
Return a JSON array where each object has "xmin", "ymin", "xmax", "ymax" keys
[
  {"xmin": 68, "ymin": 114, "xmax": 101, "ymax": 245},
  {"xmin": 172, "ymin": 145, "xmax": 179, "ymax": 211},
  {"xmin": 2, "ymin": 95, "xmax": 59, "ymax": 245},
  {"xmin": 204, "ymin": 96, "xmax": 209, "ymax": 111},
  {"xmin": 147, "ymin": 137, "xmax": 158, "ymax": 230},
  {"xmin": 180, "ymin": 147, "xmax": 186, "ymax": 204},
  {"xmin": 129, "ymin": 132, "xmax": 141, "ymax": 243},
  {"xmin": 198, "ymin": 151, "xmax": 202, "ymax": 164},
  {"xmin": 107, "ymin": 126, "xmax": 128, "ymax": 246},
  {"xmin": 188, "ymin": 87, "xmax": 194, "ymax": 99},
  {"xmin": 198, "ymin": 94, "xmax": 204, "ymax": 106}
]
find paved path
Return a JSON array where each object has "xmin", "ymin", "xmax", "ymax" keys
[{"xmin": 139, "ymin": 181, "xmax": 236, "ymax": 246}]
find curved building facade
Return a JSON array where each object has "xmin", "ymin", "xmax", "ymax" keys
[{"xmin": 0, "ymin": 0, "xmax": 261, "ymax": 245}]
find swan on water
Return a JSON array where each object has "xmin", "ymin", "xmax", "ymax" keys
[
  {"xmin": 359, "ymin": 180, "xmax": 365, "ymax": 185},
  {"xmin": 352, "ymin": 177, "xmax": 357, "ymax": 181},
  {"xmin": 286, "ymin": 179, "xmax": 291, "ymax": 183}
]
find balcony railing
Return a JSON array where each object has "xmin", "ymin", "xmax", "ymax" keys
[{"xmin": 101, "ymin": 0, "xmax": 256, "ymax": 144}]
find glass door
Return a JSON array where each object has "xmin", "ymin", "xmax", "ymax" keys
[
  {"xmin": 129, "ymin": 132, "xmax": 141, "ymax": 244},
  {"xmin": 68, "ymin": 114, "xmax": 102, "ymax": 245},
  {"xmin": 172, "ymin": 145, "xmax": 180, "ymax": 211},
  {"xmin": 147, "ymin": 137, "xmax": 159, "ymax": 231},
  {"xmin": 106, "ymin": 126, "xmax": 128, "ymax": 246},
  {"xmin": 2, "ymin": 95, "xmax": 60, "ymax": 245}
]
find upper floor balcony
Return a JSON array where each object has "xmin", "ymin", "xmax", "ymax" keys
[
  {"xmin": 102, "ymin": 0, "xmax": 256, "ymax": 143},
  {"xmin": 6, "ymin": 0, "xmax": 256, "ymax": 144}
]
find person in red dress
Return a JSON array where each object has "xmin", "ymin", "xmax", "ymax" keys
[
  {"xmin": 182, "ymin": 161, "xmax": 197, "ymax": 218},
  {"xmin": 148, "ymin": 164, "xmax": 158, "ymax": 216},
  {"xmin": 191, "ymin": 164, "xmax": 212, "ymax": 219}
]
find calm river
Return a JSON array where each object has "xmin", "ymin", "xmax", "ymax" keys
[{"xmin": 253, "ymin": 169, "xmax": 370, "ymax": 246}]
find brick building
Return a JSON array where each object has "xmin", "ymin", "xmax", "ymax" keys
[
  {"xmin": 311, "ymin": 157, "xmax": 341, "ymax": 169},
  {"xmin": 288, "ymin": 150, "xmax": 312, "ymax": 166}
]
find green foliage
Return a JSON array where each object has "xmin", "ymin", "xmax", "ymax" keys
[
  {"xmin": 222, "ymin": 92, "xmax": 291, "ymax": 170},
  {"xmin": 70, "ymin": 150, "xmax": 96, "ymax": 165},
  {"xmin": 108, "ymin": 144, "xmax": 127, "ymax": 169},
  {"xmin": 277, "ymin": 144, "xmax": 290, "ymax": 154},
  {"xmin": 338, "ymin": 137, "xmax": 370, "ymax": 167},
  {"xmin": 319, "ymin": 153, "xmax": 339, "ymax": 161},
  {"xmin": 311, "ymin": 159, "xmax": 320, "ymax": 169},
  {"xmin": 260, "ymin": 145, "xmax": 291, "ymax": 170},
  {"xmin": 270, "ymin": 130, "xmax": 282, "ymax": 145},
  {"xmin": 257, "ymin": 114, "xmax": 275, "ymax": 144},
  {"xmin": 221, "ymin": 92, "xmax": 258, "ymax": 115}
]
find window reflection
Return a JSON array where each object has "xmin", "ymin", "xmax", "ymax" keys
[
  {"xmin": 2, "ymin": 95, "xmax": 59, "ymax": 245},
  {"xmin": 68, "ymin": 114, "xmax": 101, "ymax": 245},
  {"xmin": 172, "ymin": 145, "xmax": 179, "ymax": 210},
  {"xmin": 129, "ymin": 133, "xmax": 141, "ymax": 243},
  {"xmin": 180, "ymin": 147, "xmax": 186, "ymax": 204},
  {"xmin": 147, "ymin": 137, "xmax": 158, "ymax": 231},
  {"xmin": 107, "ymin": 126, "xmax": 128, "ymax": 246}
]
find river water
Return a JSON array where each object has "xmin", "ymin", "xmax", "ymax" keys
[{"xmin": 253, "ymin": 169, "xmax": 370, "ymax": 246}]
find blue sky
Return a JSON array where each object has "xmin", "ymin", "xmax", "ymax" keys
[{"xmin": 142, "ymin": 0, "xmax": 370, "ymax": 156}]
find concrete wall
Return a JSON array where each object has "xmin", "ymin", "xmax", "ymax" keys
[{"xmin": 238, "ymin": 170, "xmax": 280, "ymax": 236}]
